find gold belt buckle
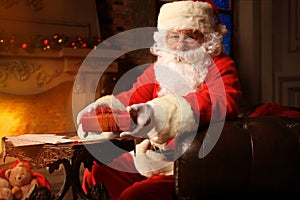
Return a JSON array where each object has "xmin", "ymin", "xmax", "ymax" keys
[{"xmin": 150, "ymin": 144, "xmax": 164, "ymax": 153}]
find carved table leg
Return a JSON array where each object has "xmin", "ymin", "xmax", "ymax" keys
[
  {"xmin": 71, "ymin": 146, "xmax": 96, "ymax": 200},
  {"xmin": 47, "ymin": 158, "xmax": 72, "ymax": 200}
]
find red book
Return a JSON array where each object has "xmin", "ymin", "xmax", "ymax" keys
[{"xmin": 80, "ymin": 107, "xmax": 131, "ymax": 132}]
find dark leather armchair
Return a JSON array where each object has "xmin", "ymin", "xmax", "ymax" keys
[{"xmin": 174, "ymin": 116, "xmax": 300, "ymax": 199}]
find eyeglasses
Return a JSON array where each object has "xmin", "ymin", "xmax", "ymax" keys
[
  {"xmin": 166, "ymin": 30, "xmax": 203, "ymax": 50},
  {"xmin": 167, "ymin": 30, "xmax": 203, "ymax": 42}
]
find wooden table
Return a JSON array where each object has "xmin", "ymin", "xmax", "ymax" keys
[{"xmin": 1, "ymin": 133, "xmax": 133, "ymax": 200}]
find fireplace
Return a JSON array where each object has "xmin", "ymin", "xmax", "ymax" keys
[
  {"xmin": 1, "ymin": 47, "xmax": 119, "ymax": 150},
  {"xmin": 0, "ymin": 0, "xmax": 119, "ymax": 153}
]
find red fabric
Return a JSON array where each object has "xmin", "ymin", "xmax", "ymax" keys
[
  {"xmin": 116, "ymin": 53, "xmax": 242, "ymax": 127},
  {"xmin": 116, "ymin": 65, "xmax": 159, "ymax": 106},
  {"xmin": 186, "ymin": 53, "xmax": 242, "ymax": 126},
  {"xmin": 0, "ymin": 159, "xmax": 51, "ymax": 190},
  {"xmin": 82, "ymin": 153, "xmax": 174, "ymax": 200},
  {"xmin": 118, "ymin": 175, "xmax": 174, "ymax": 200},
  {"xmin": 0, "ymin": 168, "xmax": 6, "ymax": 180},
  {"xmin": 249, "ymin": 102, "xmax": 300, "ymax": 117}
]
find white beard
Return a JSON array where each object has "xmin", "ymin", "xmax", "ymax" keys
[{"xmin": 154, "ymin": 47, "xmax": 211, "ymax": 97}]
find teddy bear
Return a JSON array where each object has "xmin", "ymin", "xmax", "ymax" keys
[
  {"xmin": 0, "ymin": 177, "xmax": 13, "ymax": 200},
  {"xmin": 5, "ymin": 162, "xmax": 39, "ymax": 200}
]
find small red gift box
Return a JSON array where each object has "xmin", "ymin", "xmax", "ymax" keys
[{"xmin": 80, "ymin": 107, "xmax": 131, "ymax": 132}]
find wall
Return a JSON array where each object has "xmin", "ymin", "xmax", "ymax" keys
[
  {"xmin": 0, "ymin": 0, "xmax": 100, "ymax": 39},
  {"xmin": 95, "ymin": 0, "xmax": 157, "ymax": 72},
  {"xmin": 96, "ymin": 0, "xmax": 156, "ymax": 38},
  {"xmin": 272, "ymin": 0, "xmax": 300, "ymax": 107},
  {"xmin": 235, "ymin": 0, "xmax": 300, "ymax": 108}
]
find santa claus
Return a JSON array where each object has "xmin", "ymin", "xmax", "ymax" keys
[{"xmin": 76, "ymin": 0, "xmax": 242, "ymax": 199}]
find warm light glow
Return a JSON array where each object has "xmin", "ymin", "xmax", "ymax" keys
[
  {"xmin": 0, "ymin": 82, "xmax": 76, "ymax": 153},
  {"xmin": 43, "ymin": 39, "xmax": 49, "ymax": 45},
  {"xmin": 0, "ymin": 111, "xmax": 22, "ymax": 153},
  {"xmin": 0, "ymin": 113, "xmax": 20, "ymax": 135},
  {"xmin": 21, "ymin": 43, "xmax": 28, "ymax": 49},
  {"xmin": 82, "ymin": 43, "xmax": 87, "ymax": 48}
]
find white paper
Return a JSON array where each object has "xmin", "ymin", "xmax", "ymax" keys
[
  {"xmin": 5, "ymin": 134, "xmax": 74, "ymax": 146},
  {"xmin": 5, "ymin": 132, "xmax": 121, "ymax": 146}
]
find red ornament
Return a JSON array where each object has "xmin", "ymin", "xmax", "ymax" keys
[
  {"xmin": 53, "ymin": 34, "xmax": 59, "ymax": 39},
  {"xmin": 81, "ymin": 43, "xmax": 87, "ymax": 48},
  {"xmin": 43, "ymin": 39, "xmax": 49, "ymax": 45},
  {"xmin": 21, "ymin": 43, "xmax": 28, "ymax": 49},
  {"xmin": 10, "ymin": 35, "xmax": 16, "ymax": 44}
]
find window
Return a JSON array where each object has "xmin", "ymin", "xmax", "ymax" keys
[{"xmin": 212, "ymin": 0, "xmax": 234, "ymax": 56}]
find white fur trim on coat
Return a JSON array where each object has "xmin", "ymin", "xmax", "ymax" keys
[{"xmin": 146, "ymin": 94, "xmax": 198, "ymax": 145}]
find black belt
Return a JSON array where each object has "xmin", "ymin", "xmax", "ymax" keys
[{"xmin": 150, "ymin": 144, "xmax": 174, "ymax": 161}]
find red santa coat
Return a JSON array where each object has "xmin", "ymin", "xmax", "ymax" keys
[
  {"xmin": 115, "ymin": 52, "xmax": 242, "ymax": 128},
  {"xmin": 81, "ymin": 53, "xmax": 242, "ymax": 199}
]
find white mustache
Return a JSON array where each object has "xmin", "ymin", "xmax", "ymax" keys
[{"xmin": 152, "ymin": 46, "xmax": 212, "ymax": 75}]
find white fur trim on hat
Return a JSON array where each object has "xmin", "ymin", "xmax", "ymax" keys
[{"xmin": 157, "ymin": 1, "xmax": 215, "ymax": 32}]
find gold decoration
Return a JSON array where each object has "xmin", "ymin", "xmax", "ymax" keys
[{"xmin": 0, "ymin": 0, "xmax": 43, "ymax": 11}]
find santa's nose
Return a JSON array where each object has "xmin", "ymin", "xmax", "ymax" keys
[{"xmin": 176, "ymin": 41, "xmax": 187, "ymax": 51}]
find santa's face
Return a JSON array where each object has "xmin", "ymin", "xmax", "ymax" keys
[
  {"xmin": 166, "ymin": 30, "xmax": 203, "ymax": 51},
  {"xmin": 152, "ymin": 29, "xmax": 211, "ymax": 97}
]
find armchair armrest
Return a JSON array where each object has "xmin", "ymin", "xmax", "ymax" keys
[{"xmin": 174, "ymin": 116, "xmax": 300, "ymax": 199}]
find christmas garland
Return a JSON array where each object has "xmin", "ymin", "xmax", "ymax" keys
[{"xmin": 0, "ymin": 33, "xmax": 114, "ymax": 53}]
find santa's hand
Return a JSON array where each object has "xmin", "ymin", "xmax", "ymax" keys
[
  {"xmin": 76, "ymin": 101, "xmax": 108, "ymax": 138},
  {"xmin": 120, "ymin": 103, "xmax": 155, "ymax": 139},
  {"xmin": 77, "ymin": 124, "xmax": 88, "ymax": 138},
  {"xmin": 76, "ymin": 101, "xmax": 108, "ymax": 125}
]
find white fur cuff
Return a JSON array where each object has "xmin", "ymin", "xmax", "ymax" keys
[{"xmin": 147, "ymin": 94, "xmax": 198, "ymax": 144}]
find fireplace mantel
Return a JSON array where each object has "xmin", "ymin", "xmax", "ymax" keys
[{"xmin": 0, "ymin": 47, "xmax": 119, "ymax": 95}]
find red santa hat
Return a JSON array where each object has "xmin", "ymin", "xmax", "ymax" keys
[{"xmin": 157, "ymin": 0, "xmax": 224, "ymax": 34}]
